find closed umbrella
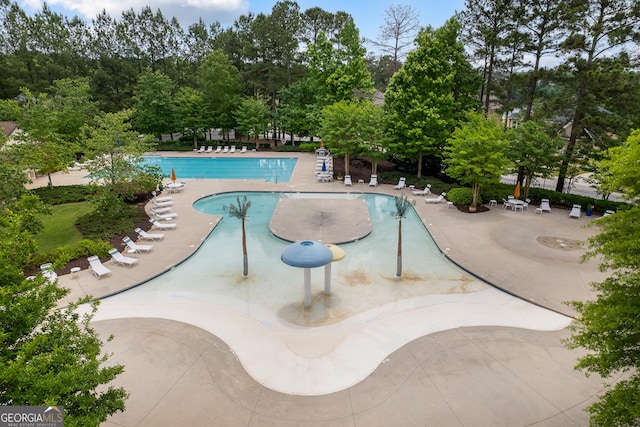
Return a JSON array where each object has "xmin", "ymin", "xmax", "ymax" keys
[
  {"xmin": 321, "ymin": 159, "xmax": 327, "ymax": 173},
  {"xmin": 171, "ymin": 167, "xmax": 176, "ymax": 183},
  {"xmin": 514, "ymin": 181, "xmax": 521, "ymax": 199}
]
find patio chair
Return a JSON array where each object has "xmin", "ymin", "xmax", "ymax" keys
[
  {"xmin": 205, "ymin": 146, "xmax": 213, "ymax": 153},
  {"xmin": 394, "ymin": 177, "xmax": 406, "ymax": 190},
  {"xmin": 215, "ymin": 146, "xmax": 222, "ymax": 153},
  {"xmin": 135, "ymin": 227, "xmax": 164, "ymax": 241},
  {"xmin": 569, "ymin": 204, "xmax": 581, "ymax": 219},
  {"xmin": 152, "ymin": 198, "xmax": 173, "ymax": 207},
  {"xmin": 153, "ymin": 195, "xmax": 172, "ymax": 203},
  {"xmin": 603, "ymin": 210, "xmax": 615, "ymax": 217},
  {"xmin": 425, "ymin": 192, "xmax": 447, "ymax": 204},
  {"xmin": 40, "ymin": 263, "xmax": 57, "ymax": 282},
  {"xmin": 122, "ymin": 236, "xmax": 153, "ymax": 253},
  {"xmin": 195, "ymin": 146, "xmax": 205, "ymax": 153},
  {"xmin": 149, "ymin": 218, "xmax": 177, "ymax": 230},
  {"xmin": 151, "ymin": 206, "xmax": 172, "ymax": 214},
  {"xmin": 368, "ymin": 174, "xmax": 378, "ymax": 187},
  {"xmin": 412, "ymin": 185, "xmax": 431, "ymax": 196},
  {"xmin": 87, "ymin": 256, "xmax": 112, "ymax": 279},
  {"xmin": 222, "ymin": 146, "xmax": 229, "ymax": 153},
  {"xmin": 240, "ymin": 146, "xmax": 247, "ymax": 153},
  {"xmin": 230, "ymin": 145, "xmax": 236, "ymax": 153},
  {"xmin": 108, "ymin": 248, "xmax": 139, "ymax": 268},
  {"xmin": 344, "ymin": 175, "xmax": 352, "ymax": 186},
  {"xmin": 540, "ymin": 198, "xmax": 551, "ymax": 212}
]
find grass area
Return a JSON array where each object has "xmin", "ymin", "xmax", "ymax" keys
[{"xmin": 35, "ymin": 201, "xmax": 94, "ymax": 253}]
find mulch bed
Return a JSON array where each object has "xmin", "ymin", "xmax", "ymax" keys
[
  {"xmin": 456, "ymin": 204, "xmax": 491, "ymax": 213},
  {"xmin": 24, "ymin": 202, "xmax": 153, "ymax": 277}
]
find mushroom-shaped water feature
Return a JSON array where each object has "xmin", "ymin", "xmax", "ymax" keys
[
  {"xmin": 281, "ymin": 240, "xmax": 333, "ymax": 308},
  {"xmin": 324, "ymin": 243, "xmax": 345, "ymax": 295}
]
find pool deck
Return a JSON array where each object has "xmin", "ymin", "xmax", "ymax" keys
[{"xmin": 31, "ymin": 151, "xmax": 613, "ymax": 426}]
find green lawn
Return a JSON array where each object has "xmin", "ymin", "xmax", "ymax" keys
[{"xmin": 35, "ymin": 202, "xmax": 95, "ymax": 253}]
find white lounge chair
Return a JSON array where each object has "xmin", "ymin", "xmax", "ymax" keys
[
  {"xmin": 344, "ymin": 175, "xmax": 352, "ymax": 186},
  {"xmin": 40, "ymin": 263, "xmax": 57, "ymax": 282},
  {"xmin": 603, "ymin": 210, "xmax": 615, "ymax": 217},
  {"xmin": 154, "ymin": 212, "xmax": 178, "ymax": 220},
  {"xmin": 87, "ymin": 256, "xmax": 112, "ymax": 279},
  {"xmin": 369, "ymin": 175, "xmax": 378, "ymax": 187},
  {"xmin": 152, "ymin": 198, "xmax": 173, "ymax": 207},
  {"xmin": 123, "ymin": 236, "xmax": 153, "ymax": 253},
  {"xmin": 240, "ymin": 146, "xmax": 247, "ymax": 153},
  {"xmin": 108, "ymin": 248, "xmax": 139, "ymax": 268},
  {"xmin": 425, "ymin": 192, "xmax": 447, "ymax": 204},
  {"xmin": 412, "ymin": 185, "xmax": 431, "ymax": 196},
  {"xmin": 149, "ymin": 218, "xmax": 177, "ymax": 230},
  {"xmin": 222, "ymin": 146, "xmax": 229, "ymax": 153},
  {"xmin": 569, "ymin": 204, "xmax": 581, "ymax": 219},
  {"xmin": 540, "ymin": 199, "xmax": 551, "ymax": 212},
  {"xmin": 135, "ymin": 227, "xmax": 164, "ymax": 241},
  {"xmin": 215, "ymin": 146, "xmax": 222, "ymax": 153},
  {"xmin": 195, "ymin": 146, "xmax": 205, "ymax": 153},
  {"xmin": 394, "ymin": 177, "xmax": 406, "ymax": 190},
  {"xmin": 151, "ymin": 206, "xmax": 172, "ymax": 214},
  {"xmin": 153, "ymin": 195, "xmax": 172, "ymax": 203},
  {"xmin": 230, "ymin": 145, "xmax": 236, "ymax": 153}
]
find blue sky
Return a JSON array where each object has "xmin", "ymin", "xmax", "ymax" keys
[{"xmin": 16, "ymin": 0, "xmax": 465, "ymax": 45}]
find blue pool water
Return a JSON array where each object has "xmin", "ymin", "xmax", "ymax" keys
[
  {"xmin": 114, "ymin": 192, "xmax": 485, "ymax": 327},
  {"xmin": 142, "ymin": 156, "xmax": 298, "ymax": 182}
]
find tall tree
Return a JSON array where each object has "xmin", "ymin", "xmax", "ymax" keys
[
  {"xmin": 234, "ymin": 97, "xmax": 271, "ymax": 141},
  {"xmin": 566, "ymin": 129, "xmax": 640, "ymax": 426},
  {"xmin": 370, "ymin": 4, "xmax": 420, "ymax": 73},
  {"xmin": 174, "ymin": 86, "xmax": 207, "ymax": 148},
  {"xmin": 444, "ymin": 112, "xmax": 510, "ymax": 209},
  {"xmin": 393, "ymin": 195, "xmax": 411, "ymax": 279},
  {"xmin": 223, "ymin": 195, "xmax": 252, "ymax": 278},
  {"xmin": 320, "ymin": 100, "xmax": 379, "ymax": 175},
  {"xmin": 508, "ymin": 120, "xmax": 563, "ymax": 198},
  {"xmin": 197, "ymin": 49, "xmax": 243, "ymax": 139},
  {"xmin": 554, "ymin": 0, "xmax": 640, "ymax": 193},
  {"xmin": 384, "ymin": 18, "xmax": 480, "ymax": 177},
  {"xmin": 460, "ymin": 0, "xmax": 513, "ymax": 115},
  {"xmin": 132, "ymin": 69, "xmax": 176, "ymax": 138}
]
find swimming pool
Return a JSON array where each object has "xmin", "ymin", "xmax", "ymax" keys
[
  {"xmin": 115, "ymin": 192, "xmax": 487, "ymax": 326},
  {"xmin": 142, "ymin": 156, "xmax": 298, "ymax": 182}
]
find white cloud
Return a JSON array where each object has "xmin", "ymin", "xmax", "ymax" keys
[{"xmin": 24, "ymin": 0, "xmax": 250, "ymax": 28}]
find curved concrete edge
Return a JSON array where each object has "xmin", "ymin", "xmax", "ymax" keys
[{"xmin": 88, "ymin": 287, "xmax": 571, "ymax": 396}]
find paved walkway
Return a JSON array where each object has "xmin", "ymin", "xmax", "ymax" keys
[{"xmin": 30, "ymin": 152, "xmax": 612, "ymax": 426}]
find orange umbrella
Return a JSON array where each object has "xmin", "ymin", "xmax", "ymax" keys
[
  {"xmin": 171, "ymin": 168, "xmax": 176, "ymax": 182},
  {"xmin": 514, "ymin": 181, "xmax": 521, "ymax": 199}
]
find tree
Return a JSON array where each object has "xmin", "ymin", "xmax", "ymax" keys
[
  {"xmin": 320, "ymin": 100, "xmax": 379, "ymax": 175},
  {"xmin": 385, "ymin": 18, "xmax": 480, "ymax": 177},
  {"xmin": 197, "ymin": 49, "xmax": 242, "ymax": 139},
  {"xmin": 393, "ymin": 195, "xmax": 411, "ymax": 279},
  {"xmin": 224, "ymin": 195, "xmax": 251, "ymax": 278},
  {"xmin": 554, "ymin": 0, "xmax": 640, "ymax": 193},
  {"xmin": 174, "ymin": 86, "xmax": 207, "ymax": 148},
  {"xmin": 370, "ymin": 4, "xmax": 420, "ymax": 73},
  {"xmin": 565, "ymin": 130, "xmax": 640, "ymax": 426},
  {"xmin": 83, "ymin": 109, "xmax": 159, "ymax": 196},
  {"xmin": 0, "ymin": 177, "xmax": 127, "ymax": 425},
  {"xmin": 132, "ymin": 69, "xmax": 176, "ymax": 138},
  {"xmin": 444, "ymin": 112, "xmax": 510, "ymax": 208},
  {"xmin": 508, "ymin": 121, "xmax": 563, "ymax": 199},
  {"xmin": 234, "ymin": 97, "xmax": 271, "ymax": 141}
]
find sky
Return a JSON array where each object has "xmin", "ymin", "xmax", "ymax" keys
[{"xmin": 16, "ymin": 0, "xmax": 466, "ymax": 45}]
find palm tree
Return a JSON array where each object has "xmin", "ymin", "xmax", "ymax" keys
[
  {"xmin": 394, "ymin": 195, "xmax": 411, "ymax": 279},
  {"xmin": 224, "ymin": 195, "xmax": 251, "ymax": 277}
]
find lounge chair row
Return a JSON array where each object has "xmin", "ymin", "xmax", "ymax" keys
[{"xmin": 195, "ymin": 145, "xmax": 247, "ymax": 154}]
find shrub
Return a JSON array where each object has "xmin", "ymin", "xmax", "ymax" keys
[
  {"xmin": 447, "ymin": 187, "xmax": 480, "ymax": 205},
  {"xmin": 32, "ymin": 239, "xmax": 112, "ymax": 270},
  {"xmin": 30, "ymin": 185, "xmax": 99, "ymax": 205}
]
